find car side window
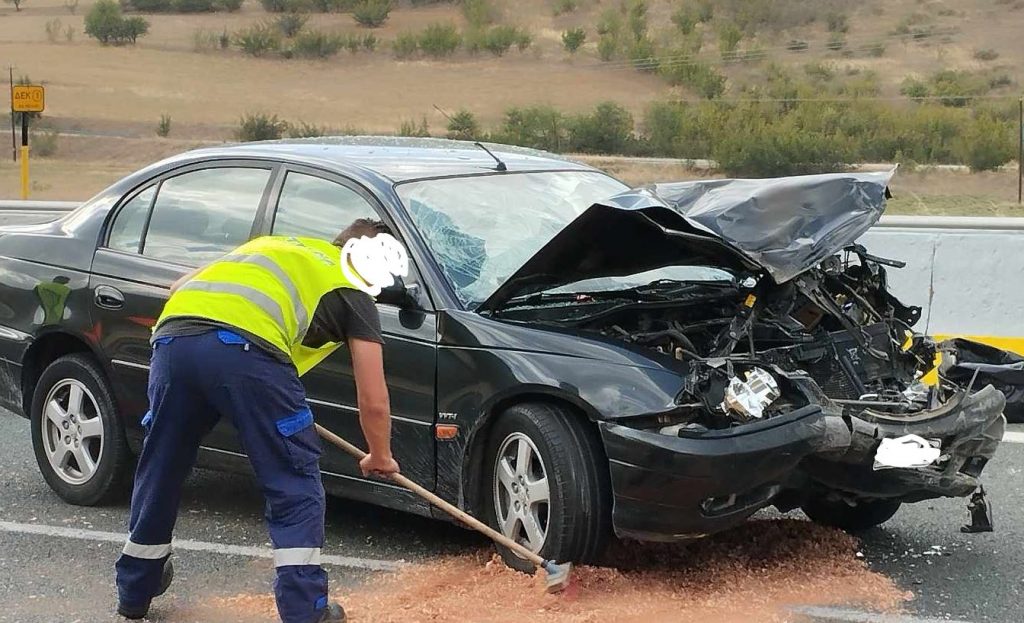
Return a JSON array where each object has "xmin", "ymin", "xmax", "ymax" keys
[
  {"xmin": 272, "ymin": 172, "xmax": 379, "ymax": 240},
  {"xmin": 107, "ymin": 186, "xmax": 156, "ymax": 253},
  {"xmin": 142, "ymin": 167, "xmax": 271, "ymax": 266}
]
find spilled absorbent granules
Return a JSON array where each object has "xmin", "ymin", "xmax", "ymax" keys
[{"xmin": 204, "ymin": 518, "xmax": 912, "ymax": 623}]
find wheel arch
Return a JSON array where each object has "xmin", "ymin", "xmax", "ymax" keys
[
  {"xmin": 21, "ymin": 330, "xmax": 105, "ymax": 417},
  {"xmin": 459, "ymin": 387, "xmax": 609, "ymax": 517}
]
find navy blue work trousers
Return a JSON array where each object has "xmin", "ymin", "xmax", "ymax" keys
[{"xmin": 114, "ymin": 329, "xmax": 329, "ymax": 623}]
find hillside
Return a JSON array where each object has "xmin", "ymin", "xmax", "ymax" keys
[{"xmin": 0, "ymin": 0, "xmax": 1022, "ymax": 206}]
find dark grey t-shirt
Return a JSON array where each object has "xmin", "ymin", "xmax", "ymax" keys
[{"xmin": 153, "ymin": 288, "xmax": 384, "ymax": 363}]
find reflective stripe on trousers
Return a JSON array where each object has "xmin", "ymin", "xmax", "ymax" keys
[
  {"xmin": 274, "ymin": 547, "xmax": 321, "ymax": 567},
  {"xmin": 122, "ymin": 539, "xmax": 172, "ymax": 560}
]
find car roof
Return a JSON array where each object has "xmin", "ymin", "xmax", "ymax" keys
[{"xmin": 177, "ymin": 136, "xmax": 598, "ymax": 184}]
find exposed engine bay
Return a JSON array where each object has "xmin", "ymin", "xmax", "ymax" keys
[{"xmin": 500, "ymin": 245, "xmax": 956, "ymax": 430}]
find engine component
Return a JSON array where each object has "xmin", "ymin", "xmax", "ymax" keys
[{"xmin": 720, "ymin": 368, "xmax": 780, "ymax": 420}]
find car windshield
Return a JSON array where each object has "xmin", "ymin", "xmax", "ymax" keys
[{"xmin": 397, "ymin": 171, "xmax": 628, "ymax": 308}]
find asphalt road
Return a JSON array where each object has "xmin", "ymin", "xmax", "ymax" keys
[{"xmin": 1, "ymin": 407, "xmax": 1021, "ymax": 623}]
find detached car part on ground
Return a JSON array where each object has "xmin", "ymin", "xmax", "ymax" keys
[
  {"xmin": 480, "ymin": 170, "xmax": 1006, "ymax": 544},
  {"xmin": 0, "ymin": 140, "xmax": 1015, "ymax": 576}
]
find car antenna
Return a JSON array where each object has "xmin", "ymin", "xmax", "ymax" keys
[{"xmin": 474, "ymin": 141, "xmax": 507, "ymax": 172}]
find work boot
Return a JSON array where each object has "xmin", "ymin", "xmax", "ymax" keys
[
  {"xmin": 117, "ymin": 558, "xmax": 174, "ymax": 620},
  {"xmin": 316, "ymin": 602, "xmax": 347, "ymax": 623}
]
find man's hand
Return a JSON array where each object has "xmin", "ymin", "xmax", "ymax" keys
[{"xmin": 359, "ymin": 453, "xmax": 400, "ymax": 477}]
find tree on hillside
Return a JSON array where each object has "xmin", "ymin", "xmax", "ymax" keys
[
  {"xmin": 85, "ymin": 0, "xmax": 149, "ymax": 45},
  {"xmin": 4, "ymin": 0, "xmax": 25, "ymax": 11}
]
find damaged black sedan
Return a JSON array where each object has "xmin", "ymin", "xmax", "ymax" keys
[{"xmin": 0, "ymin": 139, "xmax": 1009, "ymax": 573}]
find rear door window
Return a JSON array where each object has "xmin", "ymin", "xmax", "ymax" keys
[
  {"xmin": 142, "ymin": 167, "xmax": 271, "ymax": 265},
  {"xmin": 271, "ymin": 172, "xmax": 379, "ymax": 241},
  {"xmin": 107, "ymin": 186, "xmax": 156, "ymax": 254}
]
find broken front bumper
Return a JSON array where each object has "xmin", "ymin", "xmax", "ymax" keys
[{"xmin": 600, "ymin": 385, "xmax": 1005, "ymax": 542}]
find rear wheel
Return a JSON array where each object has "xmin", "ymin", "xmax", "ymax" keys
[
  {"xmin": 482, "ymin": 403, "xmax": 611, "ymax": 573},
  {"xmin": 30, "ymin": 354, "xmax": 132, "ymax": 505},
  {"xmin": 802, "ymin": 497, "xmax": 902, "ymax": 532}
]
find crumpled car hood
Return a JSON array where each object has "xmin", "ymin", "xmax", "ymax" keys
[{"xmin": 480, "ymin": 170, "xmax": 894, "ymax": 312}]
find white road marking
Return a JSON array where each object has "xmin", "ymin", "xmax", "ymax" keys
[
  {"xmin": 1003, "ymin": 431, "xmax": 1024, "ymax": 444},
  {"xmin": 793, "ymin": 606, "xmax": 972, "ymax": 623},
  {"xmin": 0, "ymin": 520, "xmax": 403, "ymax": 572}
]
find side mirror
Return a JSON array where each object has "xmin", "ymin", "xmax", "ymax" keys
[{"xmin": 376, "ymin": 281, "xmax": 420, "ymax": 309}]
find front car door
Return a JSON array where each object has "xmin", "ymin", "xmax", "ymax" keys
[
  {"xmin": 89, "ymin": 161, "xmax": 276, "ymax": 449},
  {"xmin": 261, "ymin": 167, "xmax": 439, "ymax": 507}
]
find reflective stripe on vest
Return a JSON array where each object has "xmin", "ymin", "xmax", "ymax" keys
[{"xmin": 155, "ymin": 236, "xmax": 358, "ymax": 375}]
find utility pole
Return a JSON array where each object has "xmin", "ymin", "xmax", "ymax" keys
[
  {"xmin": 9, "ymin": 67, "xmax": 15, "ymax": 163},
  {"xmin": 1018, "ymin": 96, "xmax": 1022, "ymax": 205}
]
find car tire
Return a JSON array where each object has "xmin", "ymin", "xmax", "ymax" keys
[
  {"xmin": 30, "ymin": 354, "xmax": 133, "ymax": 506},
  {"xmin": 482, "ymin": 402, "xmax": 611, "ymax": 573},
  {"xmin": 801, "ymin": 497, "xmax": 902, "ymax": 532}
]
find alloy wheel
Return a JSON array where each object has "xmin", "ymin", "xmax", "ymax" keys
[
  {"xmin": 492, "ymin": 432, "xmax": 551, "ymax": 553},
  {"xmin": 41, "ymin": 379, "xmax": 104, "ymax": 485}
]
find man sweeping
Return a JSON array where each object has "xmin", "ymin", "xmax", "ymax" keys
[{"xmin": 114, "ymin": 219, "xmax": 408, "ymax": 623}]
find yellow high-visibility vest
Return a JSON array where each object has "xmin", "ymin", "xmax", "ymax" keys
[{"xmin": 156, "ymin": 236, "xmax": 359, "ymax": 376}]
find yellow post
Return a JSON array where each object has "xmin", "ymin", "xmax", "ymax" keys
[{"xmin": 19, "ymin": 145, "xmax": 29, "ymax": 199}]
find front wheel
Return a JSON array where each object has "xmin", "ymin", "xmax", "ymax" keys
[
  {"xmin": 30, "ymin": 354, "xmax": 133, "ymax": 505},
  {"xmin": 482, "ymin": 403, "xmax": 611, "ymax": 573},
  {"xmin": 802, "ymin": 497, "xmax": 902, "ymax": 532}
]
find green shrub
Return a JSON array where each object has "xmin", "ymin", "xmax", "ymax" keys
[
  {"xmin": 310, "ymin": 0, "xmax": 351, "ymax": 10},
  {"xmin": 864, "ymin": 41, "xmax": 886, "ymax": 57},
  {"xmin": 596, "ymin": 7, "xmax": 622, "ymax": 36},
  {"xmin": 85, "ymin": 0, "xmax": 149, "ymax": 45},
  {"xmin": 361, "ymin": 33, "xmax": 377, "ymax": 50},
  {"xmin": 33, "ymin": 128, "xmax": 59, "ymax": 157},
  {"xmin": 974, "ymin": 48, "xmax": 999, "ymax": 61},
  {"xmin": 156, "ymin": 114, "xmax": 171, "ymax": 137},
  {"xmin": 671, "ymin": 6, "xmax": 696, "ymax": 34},
  {"xmin": 561, "ymin": 27, "xmax": 585, "ymax": 54},
  {"xmin": 482, "ymin": 25, "xmax": 525, "ymax": 56},
  {"xmin": 569, "ymin": 102, "xmax": 634, "ymax": 154},
  {"xmin": 234, "ymin": 23, "xmax": 281, "ymax": 56},
  {"xmin": 290, "ymin": 29, "xmax": 343, "ymax": 57},
  {"xmin": 352, "ymin": 0, "xmax": 391, "ymax": 27},
  {"xmin": 461, "ymin": 0, "xmax": 495, "ymax": 28},
  {"xmin": 261, "ymin": 0, "xmax": 306, "ymax": 13},
  {"xmin": 659, "ymin": 59, "xmax": 725, "ymax": 99},
  {"xmin": 955, "ymin": 113, "xmax": 1014, "ymax": 171},
  {"xmin": 236, "ymin": 113, "xmax": 288, "ymax": 141},
  {"xmin": 418, "ymin": 22, "xmax": 461, "ymax": 57},
  {"xmin": 399, "ymin": 116, "xmax": 430, "ymax": 137},
  {"xmin": 803, "ymin": 62, "xmax": 836, "ymax": 82},
  {"xmin": 929, "ymin": 69, "xmax": 990, "ymax": 106},
  {"xmin": 630, "ymin": 36, "xmax": 657, "ymax": 71},
  {"xmin": 826, "ymin": 33, "xmax": 845, "ymax": 51},
  {"xmin": 552, "ymin": 0, "xmax": 576, "ymax": 16},
  {"xmin": 45, "ymin": 18, "xmax": 64, "ymax": 43},
  {"xmin": 900, "ymin": 77, "xmax": 929, "ymax": 99},
  {"xmin": 597, "ymin": 33, "xmax": 618, "ymax": 61},
  {"xmin": 287, "ymin": 120, "xmax": 331, "ymax": 138},
  {"xmin": 826, "ymin": 12, "xmax": 848, "ymax": 33},
  {"xmin": 392, "ymin": 31, "xmax": 418, "ymax": 58},
  {"xmin": 626, "ymin": 0, "xmax": 648, "ymax": 41},
  {"xmin": 123, "ymin": 0, "xmax": 171, "ymax": 11},
  {"xmin": 275, "ymin": 12, "xmax": 308, "ymax": 37},
  {"xmin": 171, "ymin": 0, "xmax": 215, "ymax": 12},
  {"xmin": 446, "ymin": 109, "xmax": 479, "ymax": 140},
  {"xmin": 695, "ymin": 0, "xmax": 713, "ymax": 22},
  {"xmin": 498, "ymin": 105, "xmax": 566, "ymax": 151},
  {"xmin": 192, "ymin": 27, "xmax": 229, "ymax": 50},
  {"xmin": 215, "ymin": 0, "xmax": 242, "ymax": 10},
  {"xmin": 718, "ymin": 23, "xmax": 742, "ymax": 55}
]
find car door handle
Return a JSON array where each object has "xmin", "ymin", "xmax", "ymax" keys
[{"xmin": 94, "ymin": 285, "xmax": 125, "ymax": 310}]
